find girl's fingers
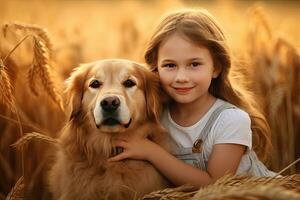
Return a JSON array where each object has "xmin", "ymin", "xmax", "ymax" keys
[
  {"xmin": 108, "ymin": 152, "xmax": 129, "ymax": 162},
  {"xmin": 112, "ymin": 139, "xmax": 129, "ymax": 148}
]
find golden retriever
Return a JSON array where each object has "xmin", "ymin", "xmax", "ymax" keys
[{"xmin": 48, "ymin": 59, "xmax": 170, "ymax": 200}]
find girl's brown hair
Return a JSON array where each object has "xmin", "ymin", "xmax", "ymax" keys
[{"xmin": 144, "ymin": 9, "xmax": 272, "ymax": 161}]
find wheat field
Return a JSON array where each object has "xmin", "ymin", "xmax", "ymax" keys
[{"xmin": 0, "ymin": 0, "xmax": 299, "ymax": 199}]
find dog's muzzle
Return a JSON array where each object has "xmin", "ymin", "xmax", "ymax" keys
[
  {"xmin": 96, "ymin": 118, "xmax": 132, "ymax": 129},
  {"xmin": 95, "ymin": 96, "xmax": 132, "ymax": 129},
  {"xmin": 101, "ymin": 96, "xmax": 120, "ymax": 112}
]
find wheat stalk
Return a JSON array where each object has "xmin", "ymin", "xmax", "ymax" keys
[
  {"xmin": 12, "ymin": 132, "xmax": 59, "ymax": 149},
  {"xmin": 268, "ymin": 38, "xmax": 298, "ymax": 173},
  {"xmin": 1, "ymin": 23, "xmax": 64, "ymax": 191},
  {"xmin": 0, "ymin": 47, "xmax": 25, "ymax": 178},
  {"xmin": 279, "ymin": 39, "xmax": 297, "ymax": 173},
  {"xmin": 244, "ymin": 5, "xmax": 300, "ymax": 173},
  {"xmin": 0, "ymin": 152, "xmax": 14, "ymax": 181},
  {"xmin": 0, "ymin": 58, "xmax": 16, "ymax": 113},
  {"xmin": 3, "ymin": 22, "xmax": 52, "ymax": 57},
  {"xmin": 0, "ymin": 114, "xmax": 46, "ymax": 134},
  {"xmin": 0, "ymin": 57, "xmax": 25, "ymax": 180},
  {"xmin": 249, "ymin": 6, "xmax": 272, "ymax": 38},
  {"xmin": 5, "ymin": 176, "xmax": 24, "ymax": 200},
  {"xmin": 246, "ymin": 5, "xmax": 273, "ymax": 60}
]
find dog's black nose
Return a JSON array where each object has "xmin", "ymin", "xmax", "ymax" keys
[{"xmin": 101, "ymin": 96, "xmax": 120, "ymax": 112}]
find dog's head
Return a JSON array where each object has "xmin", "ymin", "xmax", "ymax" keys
[{"xmin": 65, "ymin": 59, "xmax": 161, "ymax": 133}]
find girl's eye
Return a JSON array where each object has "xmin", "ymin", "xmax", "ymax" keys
[
  {"xmin": 163, "ymin": 63, "xmax": 176, "ymax": 68},
  {"xmin": 123, "ymin": 79, "xmax": 136, "ymax": 88},
  {"xmin": 89, "ymin": 80, "xmax": 102, "ymax": 88},
  {"xmin": 190, "ymin": 62, "xmax": 201, "ymax": 67}
]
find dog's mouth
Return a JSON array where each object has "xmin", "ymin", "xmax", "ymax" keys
[
  {"xmin": 96, "ymin": 118, "xmax": 132, "ymax": 129},
  {"xmin": 103, "ymin": 118, "xmax": 120, "ymax": 126}
]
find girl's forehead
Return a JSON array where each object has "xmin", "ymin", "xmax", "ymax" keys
[
  {"xmin": 160, "ymin": 32, "xmax": 188, "ymax": 45},
  {"xmin": 160, "ymin": 32, "xmax": 206, "ymax": 50},
  {"xmin": 158, "ymin": 33, "xmax": 210, "ymax": 58}
]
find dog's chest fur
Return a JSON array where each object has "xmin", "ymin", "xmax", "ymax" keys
[{"xmin": 49, "ymin": 122, "xmax": 169, "ymax": 200}]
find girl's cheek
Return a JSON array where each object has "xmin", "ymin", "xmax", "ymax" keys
[
  {"xmin": 158, "ymin": 72, "xmax": 172, "ymax": 85},
  {"xmin": 159, "ymin": 77, "xmax": 169, "ymax": 87}
]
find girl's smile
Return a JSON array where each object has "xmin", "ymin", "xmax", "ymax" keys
[{"xmin": 173, "ymin": 86, "xmax": 195, "ymax": 94}]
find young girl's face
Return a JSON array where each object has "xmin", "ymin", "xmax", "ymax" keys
[{"xmin": 157, "ymin": 33, "xmax": 219, "ymax": 104}]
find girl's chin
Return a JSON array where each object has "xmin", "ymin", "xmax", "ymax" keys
[{"xmin": 170, "ymin": 95, "xmax": 196, "ymax": 104}]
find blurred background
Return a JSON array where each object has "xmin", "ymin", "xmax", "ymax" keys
[{"xmin": 0, "ymin": 0, "xmax": 299, "ymax": 199}]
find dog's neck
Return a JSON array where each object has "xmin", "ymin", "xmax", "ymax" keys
[{"xmin": 60, "ymin": 120, "xmax": 153, "ymax": 166}]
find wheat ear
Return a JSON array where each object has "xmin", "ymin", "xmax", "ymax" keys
[
  {"xmin": 2, "ymin": 23, "xmax": 63, "ymax": 110},
  {"xmin": 0, "ymin": 59, "xmax": 16, "ymax": 112},
  {"xmin": 12, "ymin": 132, "xmax": 59, "ymax": 149},
  {"xmin": 142, "ymin": 185, "xmax": 197, "ymax": 200},
  {"xmin": 3, "ymin": 22, "xmax": 52, "ymax": 57},
  {"xmin": 29, "ymin": 37, "xmax": 64, "ymax": 110},
  {"xmin": 193, "ymin": 183, "xmax": 300, "ymax": 200},
  {"xmin": 5, "ymin": 176, "xmax": 24, "ymax": 200}
]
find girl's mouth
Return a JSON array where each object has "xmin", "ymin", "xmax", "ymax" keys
[{"xmin": 173, "ymin": 87, "xmax": 194, "ymax": 93}]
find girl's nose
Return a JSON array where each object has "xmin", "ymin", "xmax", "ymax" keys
[{"xmin": 175, "ymin": 68, "xmax": 189, "ymax": 83}]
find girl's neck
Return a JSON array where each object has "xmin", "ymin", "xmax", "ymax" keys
[{"xmin": 170, "ymin": 94, "xmax": 217, "ymax": 127}]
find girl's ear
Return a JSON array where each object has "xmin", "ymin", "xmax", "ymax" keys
[
  {"xmin": 65, "ymin": 65, "xmax": 90, "ymax": 120},
  {"xmin": 213, "ymin": 65, "xmax": 222, "ymax": 78}
]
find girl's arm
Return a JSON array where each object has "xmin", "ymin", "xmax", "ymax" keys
[{"xmin": 108, "ymin": 138, "xmax": 245, "ymax": 188}]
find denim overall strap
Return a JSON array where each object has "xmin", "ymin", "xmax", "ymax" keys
[
  {"xmin": 194, "ymin": 102, "xmax": 277, "ymax": 177},
  {"xmin": 197, "ymin": 102, "xmax": 236, "ymax": 142},
  {"xmin": 247, "ymin": 151, "xmax": 278, "ymax": 177},
  {"xmin": 173, "ymin": 102, "xmax": 236, "ymax": 170},
  {"xmin": 191, "ymin": 103, "xmax": 236, "ymax": 169}
]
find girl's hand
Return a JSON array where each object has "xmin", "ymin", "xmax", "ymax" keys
[{"xmin": 108, "ymin": 137, "xmax": 156, "ymax": 162}]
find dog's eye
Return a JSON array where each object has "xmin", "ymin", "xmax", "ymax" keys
[
  {"xmin": 89, "ymin": 80, "xmax": 102, "ymax": 88},
  {"xmin": 123, "ymin": 79, "xmax": 136, "ymax": 88}
]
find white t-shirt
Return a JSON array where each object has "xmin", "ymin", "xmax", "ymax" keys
[{"xmin": 161, "ymin": 98, "xmax": 253, "ymax": 174}]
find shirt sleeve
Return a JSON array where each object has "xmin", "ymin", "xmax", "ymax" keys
[{"xmin": 211, "ymin": 108, "xmax": 252, "ymax": 151}]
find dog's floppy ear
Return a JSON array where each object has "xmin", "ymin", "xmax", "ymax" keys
[
  {"xmin": 140, "ymin": 66, "xmax": 162, "ymax": 123},
  {"xmin": 65, "ymin": 65, "xmax": 90, "ymax": 120}
]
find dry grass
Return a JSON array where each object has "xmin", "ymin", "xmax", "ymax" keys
[
  {"xmin": 142, "ymin": 185, "xmax": 197, "ymax": 200},
  {"xmin": 0, "ymin": 0, "xmax": 299, "ymax": 199},
  {"xmin": 143, "ymin": 174, "xmax": 300, "ymax": 200}
]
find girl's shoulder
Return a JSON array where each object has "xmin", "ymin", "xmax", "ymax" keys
[
  {"xmin": 210, "ymin": 99, "xmax": 252, "ymax": 147},
  {"xmin": 215, "ymin": 99, "xmax": 251, "ymax": 125},
  {"xmin": 160, "ymin": 98, "xmax": 251, "ymax": 127}
]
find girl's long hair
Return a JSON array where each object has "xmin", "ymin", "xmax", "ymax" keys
[{"xmin": 144, "ymin": 9, "xmax": 272, "ymax": 162}]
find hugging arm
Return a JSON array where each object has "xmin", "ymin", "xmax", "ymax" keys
[{"xmin": 109, "ymin": 138, "xmax": 245, "ymax": 188}]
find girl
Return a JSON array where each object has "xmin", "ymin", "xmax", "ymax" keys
[{"xmin": 108, "ymin": 9, "xmax": 276, "ymax": 188}]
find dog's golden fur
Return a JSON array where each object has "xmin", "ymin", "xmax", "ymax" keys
[{"xmin": 48, "ymin": 59, "xmax": 170, "ymax": 200}]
